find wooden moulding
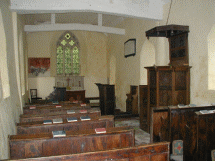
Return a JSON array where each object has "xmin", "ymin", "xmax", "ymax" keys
[
  {"xmin": 17, "ymin": 115, "xmax": 114, "ymax": 135},
  {"xmin": 8, "ymin": 142, "xmax": 170, "ymax": 161},
  {"xmin": 145, "ymin": 24, "xmax": 189, "ymax": 38},
  {"xmin": 9, "ymin": 126, "xmax": 135, "ymax": 159}
]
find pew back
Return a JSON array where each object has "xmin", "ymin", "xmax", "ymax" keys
[
  {"xmin": 20, "ymin": 108, "xmax": 101, "ymax": 123},
  {"xmin": 169, "ymin": 105, "xmax": 215, "ymax": 160},
  {"xmin": 23, "ymin": 104, "xmax": 91, "ymax": 115},
  {"xmin": 17, "ymin": 115, "xmax": 114, "ymax": 135},
  {"xmin": 8, "ymin": 142, "xmax": 170, "ymax": 161},
  {"xmin": 9, "ymin": 126, "xmax": 134, "ymax": 159}
]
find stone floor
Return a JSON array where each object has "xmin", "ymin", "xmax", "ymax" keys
[
  {"xmin": 115, "ymin": 117, "xmax": 183, "ymax": 161},
  {"xmin": 114, "ymin": 117, "xmax": 150, "ymax": 146}
]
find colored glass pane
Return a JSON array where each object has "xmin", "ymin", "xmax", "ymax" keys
[
  {"xmin": 61, "ymin": 40, "xmax": 67, "ymax": 46},
  {"xmin": 69, "ymin": 40, "xmax": 75, "ymax": 46},
  {"xmin": 57, "ymin": 32, "xmax": 80, "ymax": 75},
  {"xmin": 65, "ymin": 33, "xmax": 71, "ymax": 39},
  {"xmin": 57, "ymin": 46, "xmax": 63, "ymax": 54}
]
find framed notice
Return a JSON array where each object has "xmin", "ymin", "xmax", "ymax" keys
[{"xmin": 124, "ymin": 39, "xmax": 136, "ymax": 58}]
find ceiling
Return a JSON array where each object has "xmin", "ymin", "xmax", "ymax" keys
[
  {"xmin": 12, "ymin": 0, "xmax": 170, "ymax": 33},
  {"xmin": 24, "ymin": 12, "xmax": 126, "ymax": 27}
]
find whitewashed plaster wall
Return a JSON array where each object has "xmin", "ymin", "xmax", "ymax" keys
[
  {"xmin": 0, "ymin": 0, "xmax": 24, "ymax": 159},
  {"xmin": 159, "ymin": 0, "xmax": 215, "ymax": 105},
  {"xmin": 27, "ymin": 31, "xmax": 108, "ymax": 98},
  {"xmin": 108, "ymin": 0, "xmax": 215, "ymax": 111},
  {"xmin": 108, "ymin": 18, "xmax": 156, "ymax": 111}
]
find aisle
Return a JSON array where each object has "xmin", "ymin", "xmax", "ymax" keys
[{"xmin": 114, "ymin": 117, "xmax": 150, "ymax": 145}]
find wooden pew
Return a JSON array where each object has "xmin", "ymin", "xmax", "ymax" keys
[
  {"xmin": 194, "ymin": 112, "xmax": 215, "ymax": 161},
  {"xmin": 8, "ymin": 142, "xmax": 170, "ymax": 161},
  {"xmin": 151, "ymin": 105, "xmax": 215, "ymax": 160},
  {"xmin": 20, "ymin": 108, "xmax": 101, "ymax": 123},
  {"xmin": 169, "ymin": 105, "xmax": 215, "ymax": 161},
  {"xmin": 23, "ymin": 103, "xmax": 91, "ymax": 115},
  {"xmin": 17, "ymin": 115, "xmax": 114, "ymax": 135},
  {"xmin": 150, "ymin": 106, "xmax": 169, "ymax": 143},
  {"xmin": 9, "ymin": 126, "xmax": 135, "ymax": 159}
]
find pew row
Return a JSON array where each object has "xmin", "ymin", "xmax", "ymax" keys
[
  {"xmin": 20, "ymin": 108, "xmax": 101, "ymax": 123},
  {"xmin": 23, "ymin": 103, "xmax": 91, "ymax": 115},
  {"xmin": 8, "ymin": 142, "xmax": 170, "ymax": 161},
  {"xmin": 9, "ymin": 126, "xmax": 135, "ymax": 159},
  {"xmin": 151, "ymin": 105, "xmax": 215, "ymax": 161},
  {"xmin": 17, "ymin": 115, "xmax": 114, "ymax": 135}
]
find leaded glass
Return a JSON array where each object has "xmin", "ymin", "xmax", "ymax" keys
[
  {"xmin": 69, "ymin": 40, "xmax": 75, "ymax": 46},
  {"xmin": 61, "ymin": 40, "xmax": 67, "ymax": 46},
  {"xmin": 56, "ymin": 32, "xmax": 80, "ymax": 75},
  {"xmin": 65, "ymin": 33, "xmax": 71, "ymax": 39}
]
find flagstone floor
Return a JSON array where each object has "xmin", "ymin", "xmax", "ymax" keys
[{"xmin": 114, "ymin": 117, "xmax": 150, "ymax": 146}]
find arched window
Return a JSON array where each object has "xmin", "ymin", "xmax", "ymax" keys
[{"xmin": 56, "ymin": 32, "xmax": 80, "ymax": 75}]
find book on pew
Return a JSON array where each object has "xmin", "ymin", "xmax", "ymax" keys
[
  {"xmin": 67, "ymin": 117, "xmax": 78, "ymax": 122},
  {"xmin": 52, "ymin": 130, "xmax": 66, "ymax": 138},
  {"xmin": 43, "ymin": 120, "xmax": 52, "ymax": 124},
  {"xmin": 55, "ymin": 105, "xmax": 62, "ymax": 108},
  {"xmin": 189, "ymin": 104, "xmax": 196, "ymax": 107},
  {"xmin": 81, "ymin": 103, "xmax": 87, "ymax": 106},
  {"xmin": 80, "ymin": 116, "xmax": 91, "ymax": 121},
  {"xmin": 178, "ymin": 104, "xmax": 189, "ymax": 108},
  {"xmin": 29, "ymin": 106, "xmax": 36, "ymax": 109},
  {"xmin": 67, "ymin": 110, "xmax": 75, "ymax": 114},
  {"xmin": 73, "ymin": 100, "xmax": 78, "ymax": 104},
  {"xmin": 95, "ymin": 128, "xmax": 106, "ymax": 134},
  {"xmin": 53, "ymin": 118, "xmax": 63, "ymax": 124},
  {"xmin": 200, "ymin": 110, "xmax": 215, "ymax": 114},
  {"xmin": 80, "ymin": 110, "xmax": 87, "ymax": 113},
  {"xmin": 52, "ymin": 101, "xmax": 59, "ymax": 104}
]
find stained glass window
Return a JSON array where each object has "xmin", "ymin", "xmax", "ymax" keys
[{"xmin": 56, "ymin": 32, "xmax": 80, "ymax": 75}]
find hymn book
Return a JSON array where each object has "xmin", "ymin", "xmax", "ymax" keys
[
  {"xmin": 79, "ymin": 110, "xmax": 87, "ymax": 113},
  {"xmin": 53, "ymin": 118, "xmax": 63, "ymax": 124},
  {"xmin": 95, "ymin": 128, "xmax": 106, "ymax": 134},
  {"xmin": 80, "ymin": 116, "xmax": 91, "ymax": 121},
  {"xmin": 52, "ymin": 101, "xmax": 59, "ymax": 104},
  {"xmin": 52, "ymin": 130, "xmax": 66, "ymax": 138},
  {"xmin": 67, "ymin": 117, "xmax": 78, "ymax": 122},
  {"xmin": 43, "ymin": 120, "xmax": 52, "ymax": 124},
  {"xmin": 29, "ymin": 106, "xmax": 36, "ymax": 109},
  {"xmin": 67, "ymin": 110, "xmax": 75, "ymax": 114},
  {"xmin": 200, "ymin": 110, "xmax": 215, "ymax": 114},
  {"xmin": 55, "ymin": 105, "xmax": 62, "ymax": 108}
]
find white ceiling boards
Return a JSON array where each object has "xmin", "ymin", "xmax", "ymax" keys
[{"xmin": 10, "ymin": 0, "xmax": 166, "ymax": 34}]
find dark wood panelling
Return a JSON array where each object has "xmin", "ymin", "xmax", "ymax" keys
[
  {"xmin": 20, "ymin": 108, "xmax": 101, "ymax": 123},
  {"xmin": 17, "ymin": 115, "xmax": 114, "ymax": 135},
  {"xmin": 23, "ymin": 103, "xmax": 91, "ymax": 115},
  {"xmin": 144, "ymin": 66, "xmax": 191, "ymax": 132},
  {"xmin": 65, "ymin": 90, "xmax": 85, "ymax": 102},
  {"xmin": 195, "ymin": 112, "xmax": 215, "ymax": 161},
  {"xmin": 9, "ymin": 127, "xmax": 134, "ymax": 159},
  {"xmin": 8, "ymin": 142, "xmax": 170, "ymax": 161}
]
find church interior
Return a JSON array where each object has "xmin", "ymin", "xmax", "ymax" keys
[{"xmin": 1, "ymin": 0, "xmax": 215, "ymax": 160}]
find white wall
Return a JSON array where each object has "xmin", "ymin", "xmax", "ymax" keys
[
  {"xmin": 27, "ymin": 31, "xmax": 109, "ymax": 98},
  {"xmin": 108, "ymin": 18, "xmax": 156, "ymax": 111},
  {"xmin": 160, "ymin": 0, "xmax": 215, "ymax": 105},
  {"xmin": 0, "ymin": 0, "xmax": 24, "ymax": 159}
]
